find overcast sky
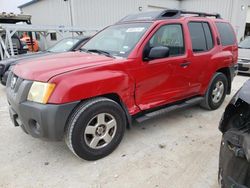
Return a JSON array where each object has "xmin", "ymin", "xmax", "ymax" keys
[{"xmin": 0, "ymin": 0, "xmax": 30, "ymax": 13}]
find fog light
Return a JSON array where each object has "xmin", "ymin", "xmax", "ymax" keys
[{"xmin": 29, "ymin": 119, "xmax": 41, "ymax": 135}]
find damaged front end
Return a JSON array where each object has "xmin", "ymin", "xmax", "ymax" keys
[
  {"xmin": 219, "ymin": 79, "xmax": 250, "ymax": 188},
  {"xmin": 219, "ymin": 79, "xmax": 250, "ymax": 133}
]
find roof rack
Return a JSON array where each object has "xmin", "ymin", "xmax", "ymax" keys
[
  {"xmin": 118, "ymin": 9, "xmax": 222, "ymax": 23},
  {"xmin": 177, "ymin": 10, "xmax": 221, "ymax": 19}
]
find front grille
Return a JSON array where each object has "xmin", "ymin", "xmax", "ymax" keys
[
  {"xmin": 238, "ymin": 66, "xmax": 249, "ymax": 71},
  {"xmin": 6, "ymin": 71, "xmax": 33, "ymax": 104},
  {"xmin": 7, "ymin": 71, "xmax": 23, "ymax": 92}
]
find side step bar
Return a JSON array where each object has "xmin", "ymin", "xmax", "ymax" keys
[{"xmin": 135, "ymin": 97, "xmax": 204, "ymax": 123}]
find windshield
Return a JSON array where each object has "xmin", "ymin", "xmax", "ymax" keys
[
  {"xmin": 82, "ymin": 23, "xmax": 152, "ymax": 58},
  {"xmin": 47, "ymin": 38, "xmax": 80, "ymax": 52},
  {"xmin": 239, "ymin": 37, "xmax": 250, "ymax": 49}
]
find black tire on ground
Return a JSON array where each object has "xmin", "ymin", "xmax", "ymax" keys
[
  {"xmin": 65, "ymin": 97, "xmax": 126, "ymax": 161},
  {"xmin": 200, "ymin": 72, "xmax": 228, "ymax": 110},
  {"xmin": 1, "ymin": 79, "xmax": 6, "ymax": 86}
]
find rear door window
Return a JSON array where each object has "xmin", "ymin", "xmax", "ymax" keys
[
  {"xmin": 188, "ymin": 22, "xmax": 207, "ymax": 52},
  {"xmin": 188, "ymin": 22, "xmax": 214, "ymax": 52},
  {"xmin": 215, "ymin": 22, "xmax": 236, "ymax": 46}
]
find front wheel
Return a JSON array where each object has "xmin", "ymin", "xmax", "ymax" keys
[
  {"xmin": 200, "ymin": 73, "xmax": 228, "ymax": 110},
  {"xmin": 65, "ymin": 97, "xmax": 126, "ymax": 161}
]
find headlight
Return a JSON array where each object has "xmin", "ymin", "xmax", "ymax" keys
[{"xmin": 27, "ymin": 82, "xmax": 56, "ymax": 104}]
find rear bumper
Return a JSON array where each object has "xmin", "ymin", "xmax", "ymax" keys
[{"xmin": 237, "ymin": 60, "xmax": 250, "ymax": 74}]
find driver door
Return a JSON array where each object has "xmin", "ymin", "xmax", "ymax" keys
[{"xmin": 132, "ymin": 23, "xmax": 192, "ymax": 110}]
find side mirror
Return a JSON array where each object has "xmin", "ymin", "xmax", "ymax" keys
[{"xmin": 146, "ymin": 46, "xmax": 170, "ymax": 61}]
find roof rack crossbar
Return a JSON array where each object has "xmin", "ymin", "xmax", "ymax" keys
[
  {"xmin": 156, "ymin": 10, "xmax": 221, "ymax": 19},
  {"xmin": 179, "ymin": 10, "xmax": 221, "ymax": 19}
]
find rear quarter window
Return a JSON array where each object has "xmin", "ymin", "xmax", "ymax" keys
[{"xmin": 215, "ymin": 22, "xmax": 236, "ymax": 46}]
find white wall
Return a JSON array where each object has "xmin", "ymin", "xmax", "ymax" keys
[
  {"xmin": 21, "ymin": 0, "xmax": 180, "ymax": 30},
  {"xmin": 21, "ymin": 0, "xmax": 250, "ymax": 43},
  {"xmin": 71, "ymin": 0, "xmax": 180, "ymax": 30},
  {"xmin": 246, "ymin": 6, "xmax": 250, "ymax": 23},
  {"xmin": 21, "ymin": 0, "xmax": 180, "ymax": 47},
  {"xmin": 21, "ymin": 0, "xmax": 71, "ymax": 26}
]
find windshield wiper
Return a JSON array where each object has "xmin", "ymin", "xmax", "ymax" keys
[{"xmin": 80, "ymin": 48, "xmax": 114, "ymax": 58}]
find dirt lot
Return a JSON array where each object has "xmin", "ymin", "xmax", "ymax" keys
[{"xmin": 0, "ymin": 75, "xmax": 249, "ymax": 188}]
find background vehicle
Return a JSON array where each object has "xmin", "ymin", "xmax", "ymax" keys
[
  {"xmin": 218, "ymin": 79, "xmax": 250, "ymax": 187},
  {"xmin": 238, "ymin": 36, "xmax": 250, "ymax": 75},
  {"xmin": 0, "ymin": 36, "xmax": 90, "ymax": 85},
  {"xmin": 6, "ymin": 10, "xmax": 238, "ymax": 161}
]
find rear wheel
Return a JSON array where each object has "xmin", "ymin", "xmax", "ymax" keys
[
  {"xmin": 201, "ymin": 73, "xmax": 228, "ymax": 110},
  {"xmin": 65, "ymin": 97, "xmax": 126, "ymax": 161}
]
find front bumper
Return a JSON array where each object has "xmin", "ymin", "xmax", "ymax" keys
[
  {"xmin": 6, "ymin": 72, "xmax": 79, "ymax": 141},
  {"xmin": 237, "ymin": 59, "xmax": 250, "ymax": 74}
]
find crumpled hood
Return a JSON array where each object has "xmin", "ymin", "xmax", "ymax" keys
[
  {"xmin": 238, "ymin": 48, "xmax": 250, "ymax": 60},
  {"xmin": 13, "ymin": 52, "xmax": 113, "ymax": 82}
]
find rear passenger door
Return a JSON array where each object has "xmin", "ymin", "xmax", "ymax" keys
[
  {"xmin": 215, "ymin": 22, "xmax": 238, "ymax": 65},
  {"xmin": 185, "ymin": 21, "xmax": 215, "ymax": 94}
]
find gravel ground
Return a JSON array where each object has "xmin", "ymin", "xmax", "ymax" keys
[{"xmin": 0, "ymin": 75, "xmax": 249, "ymax": 188}]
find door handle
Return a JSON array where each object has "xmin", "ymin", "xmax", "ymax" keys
[{"xmin": 180, "ymin": 61, "xmax": 191, "ymax": 67}]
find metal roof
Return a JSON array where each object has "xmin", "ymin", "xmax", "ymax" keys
[
  {"xmin": 18, "ymin": 0, "xmax": 39, "ymax": 9},
  {"xmin": 0, "ymin": 13, "xmax": 31, "ymax": 24}
]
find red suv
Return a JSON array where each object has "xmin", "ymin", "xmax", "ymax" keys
[{"xmin": 6, "ymin": 10, "xmax": 238, "ymax": 160}]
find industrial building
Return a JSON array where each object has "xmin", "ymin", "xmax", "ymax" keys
[{"xmin": 19, "ymin": 0, "xmax": 250, "ymax": 44}]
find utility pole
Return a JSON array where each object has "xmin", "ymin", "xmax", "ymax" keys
[
  {"xmin": 69, "ymin": 0, "xmax": 74, "ymax": 27},
  {"xmin": 64, "ymin": 0, "xmax": 74, "ymax": 37}
]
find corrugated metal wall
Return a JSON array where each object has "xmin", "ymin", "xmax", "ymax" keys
[
  {"xmin": 247, "ymin": 6, "xmax": 250, "ymax": 23},
  {"xmin": 20, "ymin": 0, "xmax": 180, "ymax": 47},
  {"xmin": 21, "ymin": 0, "xmax": 180, "ymax": 29},
  {"xmin": 21, "ymin": 0, "xmax": 71, "ymax": 26},
  {"xmin": 21, "ymin": 0, "xmax": 250, "ymax": 43},
  {"xmin": 71, "ymin": 0, "xmax": 180, "ymax": 30}
]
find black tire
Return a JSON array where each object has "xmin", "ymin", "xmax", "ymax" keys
[
  {"xmin": 65, "ymin": 97, "xmax": 126, "ymax": 161},
  {"xmin": 1, "ymin": 79, "xmax": 6, "ymax": 86},
  {"xmin": 200, "ymin": 73, "xmax": 228, "ymax": 110}
]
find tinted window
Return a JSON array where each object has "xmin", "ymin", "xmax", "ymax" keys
[
  {"xmin": 47, "ymin": 38, "xmax": 81, "ymax": 52},
  {"xmin": 188, "ymin": 22, "xmax": 207, "ymax": 52},
  {"xmin": 203, "ymin": 23, "xmax": 214, "ymax": 50},
  {"xmin": 216, "ymin": 22, "xmax": 236, "ymax": 46},
  {"xmin": 50, "ymin": 33, "xmax": 57, "ymax": 41},
  {"xmin": 148, "ymin": 24, "xmax": 185, "ymax": 56}
]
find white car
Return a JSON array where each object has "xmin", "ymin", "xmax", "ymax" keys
[{"xmin": 238, "ymin": 36, "xmax": 250, "ymax": 75}]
